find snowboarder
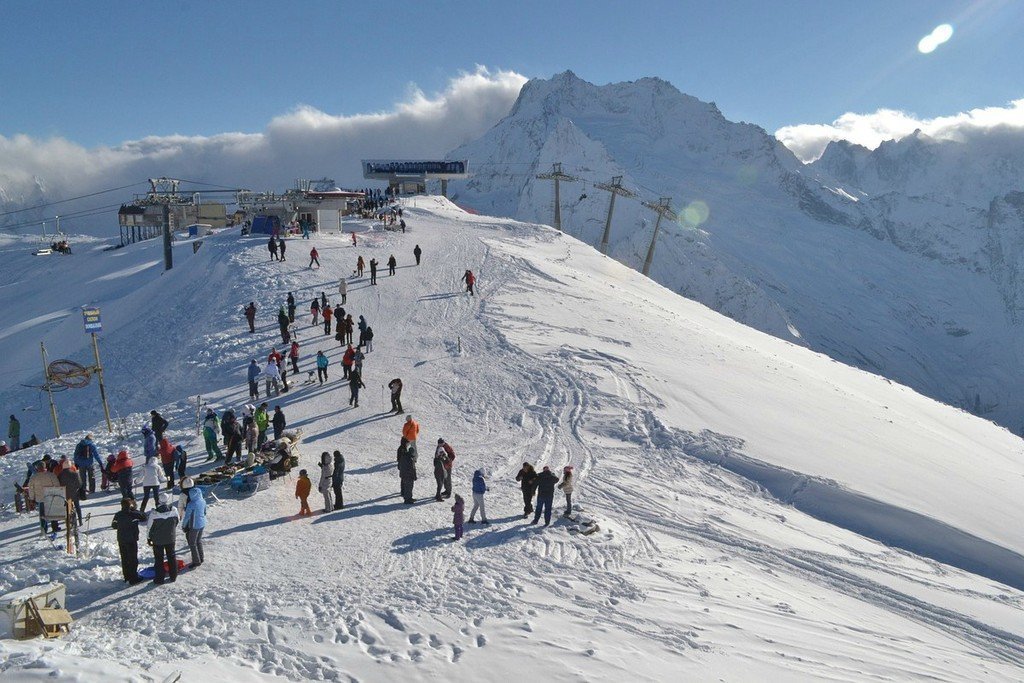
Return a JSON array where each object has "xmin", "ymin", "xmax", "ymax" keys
[
  {"xmin": 268, "ymin": 236, "xmax": 278, "ymax": 260},
  {"xmin": 451, "ymin": 494, "xmax": 464, "ymax": 541},
  {"xmin": 369, "ymin": 258, "xmax": 378, "ymax": 285},
  {"xmin": 332, "ymin": 450, "xmax": 345, "ymax": 510},
  {"xmin": 244, "ymin": 302, "xmax": 257, "ymax": 333},
  {"xmin": 202, "ymin": 409, "xmax": 222, "ymax": 461},
  {"xmin": 558, "ymin": 465, "xmax": 575, "ymax": 515},
  {"xmin": 139, "ymin": 455, "xmax": 166, "ymax": 512},
  {"xmin": 247, "ymin": 359, "xmax": 261, "ymax": 399},
  {"xmin": 277, "ymin": 236, "xmax": 286, "ymax": 261},
  {"xmin": 462, "ymin": 269, "xmax": 475, "ymax": 296},
  {"xmin": 295, "ymin": 469, "xmax": 312, "ymax": 516},
  {"xmin": 397, "ymin": 437, "xmax": 417, "ymax": 504},
  {"xmin": 402, "ymin": 414, "xmax": 419, "ymax": 443},
  {"xmin": 272, "ymin": 406, "xmax": 286, "ymax": 440},
  {"xmin": 388, "ymin": 254, "xmax": 397, "ymax": 276},
  {"xmin": 309, "ymin": 246, "xmax": 321, "ymax": 269},
  {"xmin": 356, "ymin": 255, "xmax": 365, "ymax": 277},
  {"xmin": 316, "ymin": 350, "xmax": 329, "ymax": 384},
  {"xmin": 531, "ymin": 466, "xmax": 560, "ymax": 527},
  {"xmin": 388, "ymin": 378, "xmax": 404, "ymax": 413},
  {"xmin": 413, "ymin": 244, "xmax": 421, "ymax": 266},
  {"xmin": 151, "ymin": 410, "xmax": 169, "ymax": 442},
  {"xmin": 111, "ymin": 497, "xmax": 146, "ymax": 584},
  {"xmin": 287, "ymin": 292, "xmax": 296, "ymax": 323},
  {"xmin": 348, "ymin": 367, "xmax": 365, "ymax": 407},
  {"xmin": 311, "ymin": 298, "xmax": 321, "ymax": 326},
  {"xmin": 264, "ymin": 360, "xmax": 281, "ymax": 397},
  {"xmin": 147, "ymin": 492, "xmax": 179, "ymax": 585},
  {"xmin": 182, "ymin": 485, "xmax": 206, "ymax": 569},
  {"xmin": 468, "ymin": 469, "xmax": 489, "ymax": 524},
  {"xmin": 338, "ymin": 278, "xmax": 347, "ymax": 305},
  {"xmin": 318, "ymin": 452, "xmax": 334, "ymax": 513},
  {"xmin": 434, "ymin": 438, "xmax": 455, "ymax": 500},
  {"xmin": 515, "ymin": 462, "xmax": 538, "ymax": 517},
  {"xmin": 73, "ymin": 433, "xmax": 103, "ymax": 498}
]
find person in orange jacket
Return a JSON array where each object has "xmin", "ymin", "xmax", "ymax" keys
[
  {"xmin": 295, "ymin": 469, "xmax": 312, "ymax": 516},
  {"xmin": 309, "ymin": 247, "xmax": 321, "ymax": 269},
  {"xmin": 322, "ymin": 304, "xmax": 333, "ymax": 336},
  {"xmin": 158, "ymin": 437, "xmax": 176, "ymax": 489},
  {"xmin": 402, "ymin": 414, "xmax": 419, "ymax": 443}
]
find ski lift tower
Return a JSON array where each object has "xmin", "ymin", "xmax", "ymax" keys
[{"xmin": 362, "ymin": 160, "xmax": 469, "ymax": 197}]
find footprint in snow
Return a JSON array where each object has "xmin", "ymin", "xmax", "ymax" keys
[
  {"xmin": 428, "ymin": 634, "xmax": 444, "ymax": 649},
  {"xmin": 408, "ymin": 633, "xmax": 424, "ymax": 645},
  {"xmin": 476, "ymin": 634, "xmax": 487, "ymax": 647}
]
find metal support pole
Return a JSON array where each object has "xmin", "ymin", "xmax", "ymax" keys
[
  {"xmin": 91, "ymin": 332, "xmax": 114, "ymax": 433},
  {"xmin": 537, "ymin": 163, "xmax": 577, "ymax": 232},
  {"xmin": 600, "ymin": 192, "xmax": 617, "ymax": 255},
  {"xmin": 642, "ymin": 212, "xmax": 664, "ymax": 276},
  {"xmin": 595, "ymin": 176, "xmax": 635, "ymax": 255},
  {"xmin": 553, "ymin": 176, "xmax": 561, "ymax": 232},
  {"xmin": 642, "ymin": 198, "xmax": 674, "ymax": 277},
  {"xmin": 40, "ymin": 342, "xmax": 60, "ymax": 437},
  {"xmin": 162, "ymin": 203, "xmax": 173, "ymax": 270}
]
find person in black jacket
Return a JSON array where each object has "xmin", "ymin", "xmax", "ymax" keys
[
  {"xmin": 148, "ymin": 492, "xmax": 179, "ymax": 585},
  {"xmin": 224, "ymin": 416, "xmax": 243, "ymax": 465},
  {"xmin": 397, "ymin": 438, "xmax": 417, "ymax": 504},
  {"xmin": 286, "ymin": 292, "xmax": 296, "ymax": 323},
  {"xmin": 515, "ymin": 462, "xmax": 538, "ymax": 517},
  {"xmin": 413, "ymin": 244, "xmax": 421, "ymax": 265},
  {"xmin": 388, "ymin": 378, "xmax": 403, "ymax": 413},
  {"xmin": 272, "ymin": 406, "xmax": 286, "ymax": 441},
  {"xmin": 150, "ymin": 410, "xmax": 169, "ymax": 442},
  {"xmin": 112, "ymin": 498, "xmax": 147, "ymax": 584},
  {"xmin": 348, "ymin": 368, "xmax": 366, "ymax": 408},
  {"xmin": 388, "ymin": 254, "xmax": 397, "ymax": 276},
  {"xmin": 332, "ymin": 450, "xmax": 345, "ymax": 510},
  {"xmin": 531, "ymin": 466, "xmax": 560, "ymax": 527}
]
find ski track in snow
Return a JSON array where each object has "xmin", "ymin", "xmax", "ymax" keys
[{"xmin": 1, "ymin": 197, "xmax": 1022, "ymax": 681}]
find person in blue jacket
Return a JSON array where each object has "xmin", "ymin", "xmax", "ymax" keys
[
  {"xmin": 141, "ymin": 425, "xmax": 157, "ymax": 460},
  {"xmin": 73, "ymin": 433, "xmax": 104, "ymax": 498},
  {"xmin": 316, "ymin": 351, "xmax": 329, "ymax": 385},
  {"xmin": 468, "ymin": 469, "xmax": 489, "ymax": 524},
  {"xmin": 247, "ymin": 359, "xmax": 261, "ymax": 399},
  {"xmin": 182, "ymin": 484, "xmax": 207, "ymax": 569}
]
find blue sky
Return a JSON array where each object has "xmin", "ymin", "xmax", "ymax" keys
[{"xmin": 2, "ymin": 0, "xmax": 1021, "ymax": 146}]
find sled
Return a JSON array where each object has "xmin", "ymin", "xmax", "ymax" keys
[{"xmin": 138, "ymin": 558, "xmax": 187, "ymax": 580}]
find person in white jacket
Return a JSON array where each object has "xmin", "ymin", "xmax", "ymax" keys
[
  {"xmin": 557, "ymin": 465, "xmax": 575, "ymax": 516},
  {"xmin": 338, "ymin": 278, "xmax": 347, "ymax": 305},
  {"xmin": 264, "ymin": 361, "xmax": 281, "ymax": 397},
  {"xmin": 138, "ymin": 456, "xmax": 167, "ymax": 512},
  {"xmin": 317, "ymin": 452, "xmax": 334, "ymax": 513}
]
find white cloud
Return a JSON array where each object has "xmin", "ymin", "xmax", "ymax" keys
[
  {"xmin": 0, "ymin": 66, "xmax": 527, "ymax": 232},
  {"xmin": 776, "ymin": 98, "xmax": 1024, "ymax": 162}
]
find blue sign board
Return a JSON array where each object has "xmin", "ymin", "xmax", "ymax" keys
[{"xmin": 82, "ymin": 307, "xmax": 102, "ymax": 333}]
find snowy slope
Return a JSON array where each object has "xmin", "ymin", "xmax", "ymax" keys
[
  {"xmin": 447, "ymin": 72, "xmax": 1024, "ymax": 435},
  {"xmin": 1, "ymin": 199, "xmax": 1022, "ymax": 681}
]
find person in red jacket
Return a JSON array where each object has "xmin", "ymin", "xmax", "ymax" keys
[
  {"xmin": 158, "ymin": 437, "xmax": 176, "ymax": 490},
  {"xmin": 462, "ymin": 269, "xmax": 476, "ymax": 296},
  {"xmin": 322, "ymin": 305, "xmax": 334, "ymax": 336},
  {"xmin": 267, "ymin": 347, "xmax": 283, "ymax": 365},
  {"xmin": 309, "ymin": 247, "xmax": 321, "ymax": 269},
  {"xmin": 289, "ymin": 341, "xmax": 300, "ymax": 374},
  {"xmin": 342, "ymin": 344, "xmax": 355, "ymax": 379}
]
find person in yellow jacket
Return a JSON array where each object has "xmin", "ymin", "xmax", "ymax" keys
[{"xmin": 254, "ymin": 403, "xmax": 270, "ymax": 448}]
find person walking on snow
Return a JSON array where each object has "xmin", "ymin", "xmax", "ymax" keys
[
  {"xmin": 357, "ymin": 315, "xmax": 368, "ymax": 345},
  {"xmin": 515, "ymin": 462, "xmax": 538, "ymax": 517},
  {"xmin": 451, "ymin": 494, "xmax": 465, "ymax": 541},
  {"xmin": 272, "ymin": 406, "xmax": 286, "ymax": 441},
  {"xmin": 203, "ymin": 409, "xmax": 222, "ymax": 461},
  {"xmin": 318, "ymin": 452, "xmax": 334, "ymax": 513},
  {"xmin": 244, "ymin": 302, "xmax": 257, "ymax": 333},
  {"xmin": 413, "ymin": 244, "xmax": 421, "ymax": 266},
  {"xmin": 316, "ymin": 350, "xmax": 329, "ymax": 384},
  {"xmin": 138, "ymin": 455, "xmax": 166, "ymax": 512},
  {"xmin": 369, "ymin": 258, "xmax": 378, "ymax": 285},
  {"xmin": 351, "ymin": 231, "xmax": 357, "ymax": 247},
  {"xmin": 322, "ymin": 304, "xmax": 333, "ymax": 336},
  {"xmin": 338, "ymin": 278, "xmax": 347, "ymax": 305},
  {"xmin": 364, "ymin": 326, "xmax": 374, "ymax": 352},
  {"xmin": 342, "ymin": 315, "xmax": 354, "ymax": 345},
  {"xmin": 311, "ymin": 298, "xmax": 321, "ymax": 326},
  {"xmin": 278, "ymin": 307, "xmax": 290, "ymax": 343},
  {"xmin": 531, "ymin": 466, "xmax": 560, "ymax": 527},
  {"xmin": 73, "ymin": 434, "xmax": 103, "ymax": 498},
  {"xmin": 147, "ymin": 492, "xmax": 179, "ymax": 585},
  {"xmin": 468, "ymin": 469, "xmax": 489, "ymax": 524},
  {"xmin": 309, "ymin": 246, "xmax": 321, "ymax": 269},
  {"xmin": 248, "ymin": 359, "xmax": 261, "ymax": 400},
  {"xmin": 558, "ymin": 465, "xmax": 575, "ymax": 515},
  {"xmin": 289, "ymin": 341, "xmax": 301, "ymax": 374},
  {"xmin": 462, "ymin": 269, "xmax": 476, "ymax": 296},
  {"xmin": 264, "ymin": 360, "xmax": 281, "ymax": 397},
  {"xmin": 111, "ymin": 497, "xmax": 146, "ymax": 584},
  {"xmin": 158, "ymin": 436, "xmax": 176, "ymax": 489},
  {"xmin": 397, "ymin": 437, "xmax": 417, "ymax": 504},
  {"xmin": 268, "ymin": 236, "xmax": 278, "ymax": 260},
  {"xmin": 342, "ymin": 344, "xmax": 355, "ymax": 380},
  {"xmin": 295, "ymin": 469, "xmax": 312, "ymax": 515},
  {"xmin": 348, "ymin": 367, "xmax": 365, "ymax": 407},
  {"xmin": 434, "ymin": 438, "xmax": 455, "ymax": 500},
  {"xmin": 388, "ymin": 378, "xmax": 404, "ymax": 413},
  {"xmin": 28, "ymin": 462, "xmax": 60, "ymax": 533},
  {"xmin": 277, "ymin": 236, "xmax": 286, "ymax": 261},
  {"xmin": 287, "ymin": 292, "xmax": 296, "ymax": 323},
  {"xmin": 182, "ymin": 483, "xmax": 206, "ymax": 568},
  {"xmin": 320, "ymin": 291, "xmax": 328, "ymax": 311},
  {"xmin": 388, "ymin": 254, "xmax": 397, "ymax": 276},
  {"xmin": 356, "ymin": 256, "xmax": 365, "ymax": 277},
  {"xmin": 331, "ymin": 450, "xmax": 345, "ymax": 510}
]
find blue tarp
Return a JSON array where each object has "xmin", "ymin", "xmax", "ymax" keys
[{"xmin": 250, "ymin": 215, "xmax": 280, "ymax": 235}]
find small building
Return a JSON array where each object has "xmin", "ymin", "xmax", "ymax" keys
[{"xmin": 361, "ymin": 159, "xmax": 469, "ymax": 196}]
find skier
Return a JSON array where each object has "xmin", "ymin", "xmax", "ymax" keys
[
  {"xmin": 462, "ymin": 269, "xmax": 476, "ymax": 296},
  {"xmin": 369, "ymin": 258, "xmax": 378, "ymax": 285},
  {"xmin": 338, "ymin": 278, "xmax": 347, "ymax": 305},
  {"xmin": 356, "ymin": 255, "xmax": 365, "ymax": 277},
  {"xmin": 27, "ymin": 462, "xmax": 61, "ymax": 533},
  {"xmin": 364, "ymin": 326, "xmax": 374, "ymax": 352},
  {"xmin": 468, "ymin": 469, "xmax": 489, "ymax": 524},
  {"xmin": 272, "ymin": 406, "xmax": 286, "ymax": 441},
  {"xmin": 182, "ymin": 483, "xmax": 206, "ymax": 569},
  {"xmin": 331, "ymin": 450, "xmax": 345, "ymax": 510},
  {"xmin": 348, "ymin": 367, "xmax": 365, "ymax": 407},
  {"xmin": 295, "ymin": 469, "xmax": 312, "ymax": 516},
  {"xmin": 147, "ymin": 492, "xmax": 179, "ymax": 585},
  {"xmin": 515, "ymin": 462, "xmax": 538, "ymax": 517},
  {"xmin": 413, "ymin": 244, "xmax": 421, "ymax": 266},
  {"xmin": 388, "ymin": 378, "xmax": 404, "ymax": 413},
  {"xmin": 342, "ymin": 344, "xmax": 355, "ymax": 379},
  {"xmin": 264, "ymin": 360, "xmax": 281, "ymax": 397},
  {"xmin": 138, "ymin": 454, "xmax": 166, "ymax": 512},
  {"xmin": 247, "ymin": 359, "xmax": 261, "ymax": 400},
  {"xmin": 278, "ymin": 307, "xmax": 290, "ymax": 343},
  {"xmin": 558, "ymin": 465, "xmax": 575, "ymax": 515},
  {"xmin": 322, "ymin": 304, "xmax": 333, "ymax": 336},
  {"xmin": 244, "ymin": 302, "xmax": 257, "ymax": 333},
  {"xmin": 311, "ymin": 298, "xmax": 321, "ymax": 326},
  {"xmin": 451, "ymin": 494, "xmax": 464, "ymax": 541},
  {"xmin": 202, "ymin": 409, "xmax": 222, "ymax": 461},
  {"xmin": 402, "ymin": 414, "xmax": 419, "ymax": 443},
  {"xmin": 151, "ymin": 410, "xmax": 169, "ymax": 442},
  {"xmin": 57, "ymin": 462, "xmax": 83, "ymax": 525},
  {"xmin": 286, "ymin": 292, "xmax": 296, "ymax": 323},
  {"xmin": 254, "ymin": 403, "xmax": 270, "ymax": 446},
  {"xmin": 388, "ymin": 254, "xmax": 396, "ymax": 276},
  {"xmin": 111, "ymin": 497, "xmax": 146, "ymax": 584},
  {"xmin": 277, "ymin": 236, "xmax": 286, "ymax": 261},
  {"xmin": 397, "ymin": 437, "xmax": 417, "ymax": 504},
  {"xmin": 318, "ymin": 452, "xmax": 334, "ymax": 513},
  {"xmin": 268, "ymin": 236, "xmax": 278, "ymax": 260},
  {"xmin": 316, "ymin": 350, "xmax": 329, "ymax": 384},
  {"xmin": 289, "ymin": 340, "xmax": 300, "ymax": 374},
  {"xmin": 531, "ymin": 466, "xmax": 560, "ymax": 527},
  {"xmin": 435, "ymin": 438, "xmax": 455, "ymax": 500},
  {"xmin": 309, "ymin": 246, "xmax": 321, "ymax": 269},
  {"xmin": 73, "ymin": 433, "xmax": 103, "ymax": 498}
]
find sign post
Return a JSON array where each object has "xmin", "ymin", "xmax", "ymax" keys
[{"xmin": 82, "ymin": 308, "xmax": 113, "ymax": 433}]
